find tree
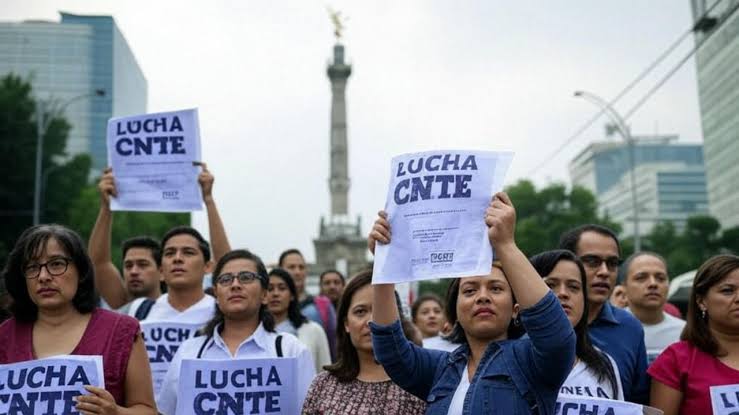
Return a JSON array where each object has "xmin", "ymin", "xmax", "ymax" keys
[
  {"xmin": 0, "ymin": 73, "xmax": 88, "ymax": 261},
  {"xmin": 505, "ymin": 180, "xmax": 621, "ymax": 256}
]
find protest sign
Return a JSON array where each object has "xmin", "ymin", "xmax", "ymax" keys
[
  {"xmin": 0, "ymin": 355, "xmax": 104, "ymax": 415},
  {"xmin": 372, "ymin": 150, "xmax": 513, "ymax": 283},
  {"xmin": 711, "ymin": 384, "xmax": 739, "ymax": 415},
  {"xmin": 107, "ymin": 108, "xmax": 203, "ymax": 212},
  {"xmin": 140, "ymin": 321, "xmax": 202, "ymax": 397},
  {"xmin": 555, "ymin": 395, "xmax": 662, "ymax": 415},
  {"xmin": 176, "ymin": 358, "xmax": 298, "ymax": 415}
]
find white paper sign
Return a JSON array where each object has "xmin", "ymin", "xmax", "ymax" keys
[
  {"xmin": 106, "ymin": 108, "xmax": 203, "ymax": 212},
  {"xmin": 176, "ymin": 358, "xmax": 298, "ymax": 415},
  {"xmin": 140, "ymin": 322, "xmax": 202, "ymax": 397},
  {"xmin": 372, "ymin": 150, "xmax": 513, "ymax": 283},
  {"xmin": 711, "ymin": 384, "xmax": 739, "ymax": 415},
  {"xmin": 556, "ymin": 395, "xmax": 658, "ymax": 415},
  {"xmin": 0, "ymin": 355, "xmax": 104, "ymax": 414}
]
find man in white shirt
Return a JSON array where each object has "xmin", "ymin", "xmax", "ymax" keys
[
  {"xmin": 623, "ymin": 251, "xmax": 686, "ymax": 364},
  {"xmin": 89, "ymin": 162, "xmax": 231, "ymax": 321}
]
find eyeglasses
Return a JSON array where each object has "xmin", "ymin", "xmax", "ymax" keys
[
  {"xmin": 24, "ymin": 257, "xmax": 72, "ymax": 279},
  {"xmin": 216, "ymin": 271, "xmax": 261, "ymax": 286},
  {"xmin": 579, "ymin": 255, "xmax": 622, "ymax": 271}
]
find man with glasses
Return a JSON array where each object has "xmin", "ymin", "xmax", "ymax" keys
[{"xmin": 559, "ymin": 224, "xmax": 649, "ymax": 404}]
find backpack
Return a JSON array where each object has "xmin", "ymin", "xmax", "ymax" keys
[{"xmin": 134, "ymin": 298, "xmax": 156, "ymax": 321}]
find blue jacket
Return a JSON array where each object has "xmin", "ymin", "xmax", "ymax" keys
[{"xmin": 370, "ymin": 291, "xmax": 576, "ymax": 415}]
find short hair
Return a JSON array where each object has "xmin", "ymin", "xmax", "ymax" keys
[
  {"xmin": 529, "ymin": 249, "xmax": 619, "ymax": 398},
  {"xmin": 160, "ymin": 226, "xmax": 210, "ymax": 262},
  {"xmin": 411, "ymin": 293, "xmax": 444, "ymax": 322},
  {"xmin": 2, "ymin": 224, "xmax": 98, "ymax": 323},
  {"xmin": 558, "ymin": 224, "xmax": 621, "ymax": 257},
  {"xmin": 682, "ymin": 254, "xmax": 739, "ymax": 356},
  {"xmin": 278, "ymin": 248, "xmax": 303, "ymax": 267},
  {"xmin": 121, "ymin": 236, "xmax": 162, "ymax": 267},
  {"xmin": 444, "ymin": 261, "xmax": 522, "ymax": 344},
  {"xmin": 619, "ymin": 251, "xmax": 668, "ymax": 284},
  {"xmin": 202, "ymin": 249, "xmax": 272, "ymax": 336},
  {"xmin": 268, "ymin": 268, "xmax": 308, "ymax": 329},
  {"xmin": 319, "ymin": 269, "xmax": 345, "ymax": 285}
]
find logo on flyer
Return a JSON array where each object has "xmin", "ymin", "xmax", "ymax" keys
[
  {"xmin": 162, "ymin": 190, "xmax": 180, "ymax": 200},
  {"xmin": 430, "ymin": 251, "xmax": 454, "ymax": 263}
]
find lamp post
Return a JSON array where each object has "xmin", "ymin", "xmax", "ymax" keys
[
  {"xmin": 33, "ymin": 89, "xmax": 105, "ymax": 225},
  {"xmin": 574, "ymin": 90, "xmax": 641, "ymax": 252}
]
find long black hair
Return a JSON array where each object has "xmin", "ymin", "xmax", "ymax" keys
[
  {"xmin": 202, "ymin": 249, "xmax": 274, "ymax": 336},
  {"xmin": 2, "ymin": 224, "xmax": 98, "ymax": 322},
  {"xmin": 529, "ymin": 249, "xmax": 619, "ymax": 398},
  {"xmin": 268, "ymin": 268, "xmax": 308, "ymax": 329}
]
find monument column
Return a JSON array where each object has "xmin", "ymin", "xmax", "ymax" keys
[{"xmin": 327, "ymin": 44, "xmax": 351, "ymax": 216}]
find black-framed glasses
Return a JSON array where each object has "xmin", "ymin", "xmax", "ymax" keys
[
  {"xmin": 579, "ymin": 254, "xmax": 622, "ymax": 271},
  {"xmin": 24, "ymin": 257, "xmax": 72, "ymax": 279},
  {"xmin": 216, "ymin": 271, "xmax": 261, "ymax": 286}
]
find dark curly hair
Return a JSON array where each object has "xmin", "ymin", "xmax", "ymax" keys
[{"xmin": 2, "ymin": 224, "xmax": 98, "ymax": 322}]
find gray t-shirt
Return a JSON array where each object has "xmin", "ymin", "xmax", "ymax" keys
[{"xmin": 628, "ymin": 308, "xmax": 686, "ymax": 364}]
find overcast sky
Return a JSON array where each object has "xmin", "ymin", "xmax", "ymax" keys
[{"xmin": 3, "ymin": 1, "xmax": 704, "ymax": 265}]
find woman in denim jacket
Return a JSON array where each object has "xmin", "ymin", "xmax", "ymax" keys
[{"xmin": 368, "ymin": 192, "xmax": 576, "ymax": 415}]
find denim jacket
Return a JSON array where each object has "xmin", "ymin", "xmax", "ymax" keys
[{"xmin": 370, "ymin": 291, "xmax": 575, "ymax": 415}]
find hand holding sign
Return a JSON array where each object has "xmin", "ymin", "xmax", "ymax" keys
[
  {"xmin": 484, "ymin": 192, "xmax": 516, "ymax": 249},
  {"xmin": 98, "ymin": 167, "xmax": 118, "ymax": 207},
  {"xmin": 195, "ymin": 161, "xmax": 214, "ymax": 202},
  {"xmin": 368, "ymin": 210, "xmax": 391, "ymax": 255},
  {"xmin": 75, "ymin": 385, "xmax": 118, "ymax": 415}
]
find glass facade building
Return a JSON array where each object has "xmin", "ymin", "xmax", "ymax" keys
[
  {"xmin": 0, "ymin": 12, "xmax": 147, "ymax": 174},
  {"xmin": 570, "ymin": 138, "xmax": 709, "ymax": 237},
  {"xmin": 691, "ymin": 0, "xmax": 739, "ymax": 228}
]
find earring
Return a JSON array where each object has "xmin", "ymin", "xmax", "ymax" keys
[
  {"xmin": 513, "ymin": 317, "xmax": 521, "ymax": 327},
  {"xmin": 701, "ymin": 309, "xmax": 707, "ymax": 320}
]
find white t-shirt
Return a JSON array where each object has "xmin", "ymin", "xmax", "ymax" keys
[
  {"xmin": 447, "ymin": 365, "xmax": 470, "ymax": 415},
  {"xmin": 641, "ymin": 312, "xmax": 686, "ymax": 364},
  {"xmin": 560, "ymin": 353, "xmax": 624, "ymax": 400},
  {"xmin": 128, "ymin": 293, "xmax": 215, "ymax": 325},
  {"xmin": 423, "ymin": 335, "xmax": 460, "ymax": 353}
]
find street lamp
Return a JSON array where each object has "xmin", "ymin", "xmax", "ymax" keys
[
  {"xmin": 33, "ymin": 89, "xmax": 105, "ymax": 225},
  {"xmin": 574, "ymin": 90, "xmax": 641, "ymax": 252}
]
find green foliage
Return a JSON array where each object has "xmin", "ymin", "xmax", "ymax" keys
[
  {"xmin": 418, "ymin": 279, "xmax": 451, "ymax": 302},
  {"xmin": 642, "ymin": 216, "xmax": 737, "ymax": 277},
  {"xmin": 505, "ymin": 180, "xmax": 621, "ymax": 256}
]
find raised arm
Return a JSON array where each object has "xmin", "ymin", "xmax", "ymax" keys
[
  {"xmin": 88, "ymin": 167, "xmax": 130, "ymax": 309},
  {"xmin": 484, "ymin": 192, "xmax": 550, "ymax": 308},
  {"xmin": 368, "ymin": 211, "xmax": 445, "ymax": 399},
  {"xmin": 197, "ymin": 162, "xmax": 231, "ymax": 263}
]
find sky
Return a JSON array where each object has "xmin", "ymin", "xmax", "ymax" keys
[{"xmin": 2, "ymin": 1, "xmax": 705, "ymax": 265}]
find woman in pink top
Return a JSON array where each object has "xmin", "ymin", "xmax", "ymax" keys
[
  {"xmin": 0, "ymin": 224, "xmax": 156, "ymax": 415},
  {"xmin": 649, "ymin": 254, "xmax": 739, "ymax": 415}
]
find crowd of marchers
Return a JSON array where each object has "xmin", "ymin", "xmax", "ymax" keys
[{"xmin": 0, "ymin": 165, "xmax": 737, "ymax": 415}]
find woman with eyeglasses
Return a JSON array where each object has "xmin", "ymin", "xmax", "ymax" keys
[
  {"xmin": 369, "ymin": 193, "xmax": 576, "ymax": 414},
  {"xmin": 267, "ymin": 267, "xmax": 331, "ymax": 372},
  {"xmin": 156, "ymin": 249, "xmax": 315, "ymax": 415},
  {"xmin": 0, "ymin": 224, "xmax": 157, "ymax": 415}
]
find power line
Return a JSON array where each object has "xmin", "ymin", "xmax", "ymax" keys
[{"xmin": 526, "ymin": 0, "xmax": 728, "ymax": 176}]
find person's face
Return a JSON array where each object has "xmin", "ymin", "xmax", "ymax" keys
[
  {"xmin": 24, "ymin": 237, "xmax": 79, "ymax": 312},
  {"xmin": 344, "ymin": 284, "xmax": 374, "ymax": 354},
  {"xmin": 267, "ymin": 276, "xmax": 292, "ymax": 317},
  {"xmin": 543, "ymin": 260, "xmax": 585, "ymax": 327},
  {"xmin": 698, "ymin": 268, "xmax": 739, "ymax": 333},
  {"xmin": 282, "ymin": 253, "xmax": 307, "ymax": 295},
  {"xmin": 123, "ymin": 247, "xmax": 162, "ymax": 297},
  {"xmin": 214, "ymin": 259, "xmax": 266, "ymax": 320},
  {"xmin": 320, "ymin": 272, "xmax": 344, "ymax": 304},
  {"xmin": 625, "ymin": 255, "xmax": 669, "ymax": 311},
  {"xmin": 161, "ymin": 234, "xmax": 212, "ymax": 290},
  {"xmin": 610, "ymin": 285, "xmax": 629, "ymax": 308},
  {"xmin": 576, "ymin": 231, "xmax": 620, "ymax": 308},
  {"xmin": 456, "ymin": 268, "xmax": 518, "ymax": 342},
  {"xmin": 415, "ymin": 300, "xmax": 444, "ymax": 338}
]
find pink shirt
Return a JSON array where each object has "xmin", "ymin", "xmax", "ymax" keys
[
  {"xmin": 0, "ymin": 308, "xmax": 140, "ymax": 405},
  {"xmin": 648, "ymin": 340, "xmax": 739, "ymax": 415}
]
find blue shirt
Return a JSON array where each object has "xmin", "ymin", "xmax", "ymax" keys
[
  {"xmin": 370, "ymin": 291, "xmax": 576, "ymax": 415},
  {"xmin": 588, "ymin": 302, "xmax": 649, "ymax": 404}
]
